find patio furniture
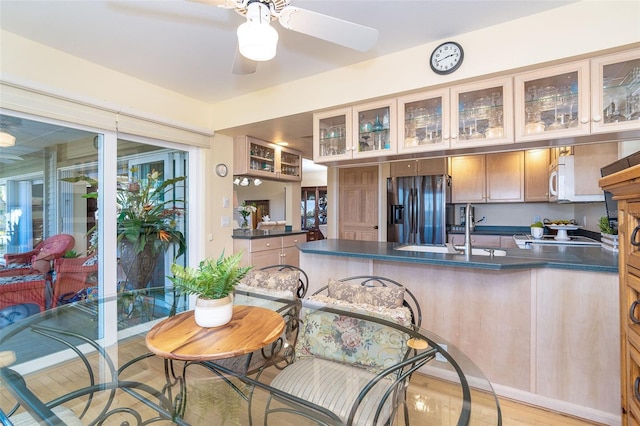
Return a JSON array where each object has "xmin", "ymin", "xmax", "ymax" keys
[
  {"xmin": 52, "ymin": 255, "xmax": 98, "ymax": 307},
  {"xmin": 3, "ymin": 234, "xmax": 75, "ymax": 275},
  {"xmin": 0, "ymin": 274, "xmax": 48, "ymax": 312}
]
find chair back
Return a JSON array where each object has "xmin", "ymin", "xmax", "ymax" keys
[
  {"xmin": 53, "ymin": 255, "xmax": 98, "ymax": 307},
  {"xmin": 258, "ymin": 264, "xmax": 308, "ymax": 298}
]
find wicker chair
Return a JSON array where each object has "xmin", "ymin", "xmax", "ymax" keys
[
  {"xmin": 262, "ymin": 276, "xmax": 426, "ymax": 426},
  {"xmin": 52, "ymin": 255, "xmax": 98, "ymax": 307},
  {"xmin": 3, "ymin": 234, "xmax": 75, "ymax": 275}
]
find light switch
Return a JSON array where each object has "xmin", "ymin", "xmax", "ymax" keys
[
  {"xmin": 222, "ymin": 197, "xmax": 229, "ymax": 208},
  {"xmin": 221, "ymin": 216, "xmax": 230, "ymax": 227}
]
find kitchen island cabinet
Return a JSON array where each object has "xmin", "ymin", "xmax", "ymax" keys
[
  {"xmin": 232, "ymin": 230, "xmax": 306, "ymax": 269},
  {"xmin": 298, "ymin": 239, "xmax": 619, "ymax": 425}
]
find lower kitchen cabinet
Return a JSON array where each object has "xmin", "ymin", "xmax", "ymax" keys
[
  {"xmin": 233, "ymin": 234, "xmax": 303, "ymax": 269},
  {"xmin": 600, "ymin": 164, "xmax": 640, "ymax": 426}
]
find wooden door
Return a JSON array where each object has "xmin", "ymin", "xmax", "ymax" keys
[
  {"xmin": 486, "ymin": 151, "xmax": 524, "ymax": 202},
  {"xmin": 339, "ymin": 166, "xmax": 379, "ymax": 241}
]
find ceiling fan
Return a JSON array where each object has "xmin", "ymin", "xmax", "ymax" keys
[{"xmin": 190, "ymin": 0, "xmax": 379, "ymax": 74}]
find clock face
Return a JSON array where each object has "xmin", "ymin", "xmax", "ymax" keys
[
  {"xmin": 430, "ymin": 42, "xmax": 464, "ymax": 75},
  {"xmin": 215, "ymin": 163, "xmax": 228, "ymax": 177}
]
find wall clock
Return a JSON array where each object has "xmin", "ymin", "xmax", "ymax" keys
[
  {"xmin": 430, "ymin": 41, "xmax": 464, "ymax": 75},
  {"xmin": 215, "ymin": 163, "xmax": 228, "ymax": 177}
]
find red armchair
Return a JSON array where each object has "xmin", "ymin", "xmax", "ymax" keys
[
  {"xmin": 52, "ymin": 255, "xmax": 98, "ymax": 307},
  {"xmin": 3, "ymin": 234, "xmax": 75, "ymax": 275}
]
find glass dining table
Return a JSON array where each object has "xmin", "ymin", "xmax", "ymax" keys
[{"xmin": 0, "ymin": 287, "xmax": 501, "ymax": 425}]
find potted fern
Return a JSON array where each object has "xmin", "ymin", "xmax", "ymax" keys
[
  {"xmin": 169, "ymin": 252, "xmax": 251, "ymax": 327},
  {"xmin": 598, "ymin": 216, "xmax": 619, "ymax": 252}
]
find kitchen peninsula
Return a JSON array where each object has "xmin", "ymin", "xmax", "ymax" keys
[{"xmin": 298, "ymin": 240, "xmax": 619, "ymax": 424}]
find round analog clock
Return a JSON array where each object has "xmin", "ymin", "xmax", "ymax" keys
[
  {"xmin": 215, "ymin": 163, "xmax": 228, "ymax": 177},
  {"xmin": 430, "ymin": 41, "xmax": 464, "ymax": 75}
]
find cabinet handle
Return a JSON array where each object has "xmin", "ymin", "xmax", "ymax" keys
[
  {"xmin": 634, "ymin": 377, "xmax": 640, "ymax": 402},
  {"xmin": 294, "ymin": 239, "xmax": 298, "ymax": 243},
  {"xmin": 592, "ymin": 114, "xmax": 602, "ymax": 122},
  {"xmin": 266, "ymin": 243, "xmax": 271, "ymax": 247},
  {"xmin": 630, "ymin": 300, "xmax": 640, "ymax": 324},
  {"xmin": 632, "ymin": 225, "xmax": 640, "ymax": 247}
]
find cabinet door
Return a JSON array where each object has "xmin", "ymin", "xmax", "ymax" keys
[
  {"xmin": 591, "ymin": 49, "xmax": 640, "ymax": 134},
  {"xmin": 397, "ymin": 89, "xmax": 450, "ymax": 153},
  {"xmin": 450, "ymin": 155, "xmax": 486, "ymax": 203},
  {"xmin": 278, "ymin": 147, "xmax": 302, "ymax": 181},
  {"xmin": 573, "ymin": 142, "xmax": 618, "ymax": 196},
  {"xmin": 250, "ymin": 250, "xmax": 283, "ymax": 269},
  {"xmin": 451, "ymin": 77, "xmax": 514, "ymax": 148},
  {"xmin": 486, "ymin": 151, "xmax": 524, "ymax": 202},
  {"xmin": 313, "ymin": 107, "xmax": 353, "ymax": 163},
  {"xmin": 626, "ymin": 201, "xmax": 640, "ymax": 271},
  {"xmin": 280, "ymin": 246, "xmax": 299, "ymax": 268},
  {"xmin": 389, "ymin": 160, "xmax": 418, "ymax": 177},
  {"xmin": 514, "ymin": 61, "xmax": 590, "ymax": 142},
  {"xmin": 352, "ymin": 98, "xmax": 397, "ymax": 159},
  {"xmin": 524, "ymin": 149, "xmax": 550, "ymax": 202}
]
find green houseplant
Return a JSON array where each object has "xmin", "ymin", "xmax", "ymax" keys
[
  {"xmin": 599, "ymin": 216, "xmax": 619, "ymax": 253},
  {"xmin": 169, "ymin": 251, "xmax": 251, "ymax": 327}
]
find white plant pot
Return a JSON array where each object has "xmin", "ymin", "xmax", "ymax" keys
[
  {"xmin": 531, "ymin": 227, "xmax": 544, "ymax": 239},
  {"xmin": 194, "ymin": 295, "xmax": 233, "ymax": 328}
]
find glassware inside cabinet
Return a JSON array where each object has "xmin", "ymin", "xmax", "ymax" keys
[
  {"xmin": 403, "ymin": 97, "xmax": 443, "ymax": 148},
  {"xmin": 523, "ymin": 71, "xmax": 579, "ymax": 134},
  {"xmin": 602, "ymin": 58, "xmax": 640, "ymax": 122},
  {"xmin": 358, "ymin": 106, "xmax": 391, "ymax": 152},
  {"xmin": 318, "ymin": 115, "xmax": 347, "ymax": 157},
  {"xmin": 458, "ymin": 86, "xmax": 504, "ymax": 140},
  {"xmin": 280, "ymin": 151, "xmax": 300, "ymax": 177},
  {"xmin": 249, "ymin": 142, "xmax": 275, "ymax": 172}
]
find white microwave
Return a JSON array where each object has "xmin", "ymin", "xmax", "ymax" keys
[{"xmin": 548, "ymin": 155, "xmax": 604, "ymax": 203}]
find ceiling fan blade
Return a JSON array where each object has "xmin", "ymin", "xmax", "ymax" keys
[
  {"xmin": 232, "ymin": 45, "xmax": 257, "ymax": 74},
  {"xmin": 186, "ymin": 0, "xmax": 238, "ymax": 8},
  {"xmin": 278, "ymin": 7, "xmax": 378, "ymax": 52}
]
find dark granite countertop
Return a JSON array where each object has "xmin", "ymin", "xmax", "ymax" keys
[
  {"xmin": 297, "ymin": 239, "xmax": 618, "ymax": 273},
  {"xmin": 232, "ymin": 229, "xmax": 308, "ymax": 240}
]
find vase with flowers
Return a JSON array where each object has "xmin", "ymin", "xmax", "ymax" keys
[
  {"xmin": 116, "ymin": 167, "xmax": 186, "ymax": 289},
  {"xmin": 237, "ymin": 202, "xmax": 257, "ymax": 229}
]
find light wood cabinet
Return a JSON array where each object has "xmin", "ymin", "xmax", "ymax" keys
[
  {"xmin": 514, "ymin": 60, "xmax": 591, "ymax": 142},
  {"xmin": 233, "ymin": 234, "xmax": 303, "ymax": 269},
  {"xmin": 573, "ymin": 142, "xmax": 619, "ymax": 197},
  {"xmin": 450, "ymin": 76, "xmax": 514, "ymax": 148},
  {"xmin": 396, "ymin": 88, "xmax": 450, "ymax": 154},
  {"xmin": 234, "ymin": 136, "xmax": 302, "ymax": 181},
  {"xmin": 389, "ymin": 158, "xmax": 447, "ymax": 177},
  {"xmin": 590, "ymin": 49, "xmax": 640, "ymax": 135},
  {"xmin": 599, "ymin": 164, "xmax": 640, "ymax": 426},
  {"xmin": 524, "ymin": 149, "xmax": 550, "ymax": 202},
  {"xmin": 451, "ymin": 151, "xmax": 524, "ymax": 203}
]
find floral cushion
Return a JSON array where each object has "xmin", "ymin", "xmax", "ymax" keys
[
  {"xmin": 296, "ymin": 296, "xmax": 411, "ymax": 373},
  {"xmin": 239, "ymin": 269, "xmax": 299, "ymax": 296},
  {"xmin": 327, "ymin": 278, "xmax": 405, "ymax": 308}
]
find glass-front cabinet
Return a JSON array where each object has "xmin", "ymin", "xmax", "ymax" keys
[
  {"xmin": 313, "ymin": 107, "xmax": 352, "ymax": 163},
  {"xmin": 234, "ymin": 136, "xmax": 301, "ymax": 181},
  {"xmin": 514, "ymin": 61, "xmax": 590, "ymax": 142},
  {"xmin": 397, "ymin": 89, "xmax": 450, "ymax": 154},
  {"xmin": 591, "ymin": 49, "xmax": 640, "ymax": 134},
  {"xmin": 450, "ymin": 77, "xmax": 514, "ymax": 148},
  {"xmin": 352, "ymin": 99, "xmax": 397, "ymax": 158}
]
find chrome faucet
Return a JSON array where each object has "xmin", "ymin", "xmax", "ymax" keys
[{"xmin": 463, "ymin": 203, "xmax": 472, "ymax": 254}]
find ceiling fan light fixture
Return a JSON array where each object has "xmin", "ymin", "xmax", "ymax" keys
[
  {"xmin": 237, "ymin": 1, "xmax": 278, "ymax": 61},
  {"xmin": 0, "ymin": 131, "xmax": 16, "ymax": 147}
]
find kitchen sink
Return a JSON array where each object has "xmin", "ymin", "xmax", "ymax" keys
[{"xmin": 394, "ymin": 244, "xmax": 507, "ymax": 257}]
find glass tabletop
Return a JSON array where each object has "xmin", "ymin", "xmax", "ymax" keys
[{"xmin": 0, "ymin": 288, "xmax": 501, "ymax": 425}]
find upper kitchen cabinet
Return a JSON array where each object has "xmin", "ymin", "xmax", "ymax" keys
[
  {"xmin": 313, "ymin": 99, "xmax": 397, "ymax": 163},
  {"xmin": 397, "ymin": 89, "xmax": 450, "ymax": 154},
  {"xmin": 591, "ymin": 49, "xmax": 640, "ymax": 134},
  {"xmin": 353, "ymin": 99, "xmax": 397, "ymax": 158},
  {"xmin": 313, "ymin": 107, "xmax": 353, "ymax": 163},
  {"xmin": 514, "ymin": 61, "xmax": 590, "ymax": 142},
  {"xmin": 234, "ymin": 136, "xmax": 302, "ymax": 181},
  {"xmin": 450, "ymin": 77, "xmax": 514, "ymax": 149}
]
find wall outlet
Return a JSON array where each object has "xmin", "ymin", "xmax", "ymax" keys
[
  {"xmin": 533, "ymin": 215, "xmax": 541, "ymax": 223},
  {"xmin": 222, "ymin": 197, "xmax": 229, "ymax": 208},
  {"xmin": 435, "ymin": 344, "xmax": 448, "ymax": 362},
  {"xmin": 221, "ymin": 216, "xmax": 230, "ymax": 227}
]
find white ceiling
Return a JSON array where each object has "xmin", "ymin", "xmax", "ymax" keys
[{"xmin": 0, "ymin": 0, "xmax": 575, "ymax": 158}]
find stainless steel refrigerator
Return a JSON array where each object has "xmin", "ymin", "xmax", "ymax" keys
[{"xmin": 387, "ymin": 175, "xmax": 449, "ymax": 245}]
